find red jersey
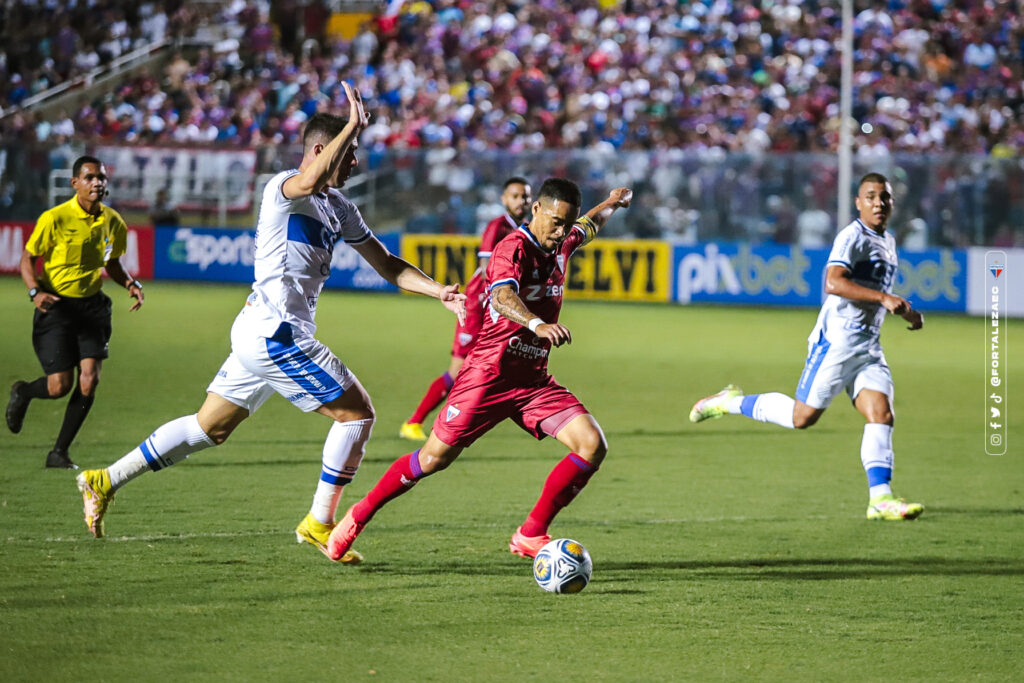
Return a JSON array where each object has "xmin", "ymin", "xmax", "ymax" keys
[
  {"xmin": 466, "ymin": 220, "xmax": 594, "ymax": 383},
  {"xmin": 463, "ymin": 213, "xmax": 519, "ymax": 308}
]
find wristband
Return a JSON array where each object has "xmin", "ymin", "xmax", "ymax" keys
[
  {"xmin": 129, "ymin": 280, "xmax": 142, "ymax": 289},
  {"xmin": 527, "ymin": 318, "xmax": 543, "ymax": 333}
]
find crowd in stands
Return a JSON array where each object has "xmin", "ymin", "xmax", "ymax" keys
[
  {"xmin": 2, "ymin": 0, "xmax": 1022, "ymax": 158},
  {"xmin": 1, "ymin": 1, "xmax": 1021, "ymax": 245},
  {"xmin": 0, "ymin": 1, "xmax": 197, "ymax": 114}
]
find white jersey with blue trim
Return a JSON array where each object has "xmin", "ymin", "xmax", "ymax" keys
[
  {"xmin": 242, "ymin": 170, "xmax": 372, "ymax": 338},
  {"xmin": 811, "ymin": 219, "xmax": 898, "ymax": 345}
]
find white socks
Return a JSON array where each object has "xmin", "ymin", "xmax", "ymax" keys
[
  {"xmin": 739, "ymin": 393, "xmax": 796, "ymax": 429},
  {"xmin": 862, "ymin": 423, "xmax": 894, "ymax": 498},
  {"xmin": 310, "ymin": 418, "xmax": 375, "ymax": 524},
  {"xmin": 108, "ymin": 414, "xmax": 216, "ymax": 490}
]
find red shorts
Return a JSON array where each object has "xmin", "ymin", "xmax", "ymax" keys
[
  {"xmin": 431, "ymin": 366, "xmax": 588, "ymax": 448},
  {"xmin": 451, "ymin": 292, "xmax": 486, "ymax": 358}
]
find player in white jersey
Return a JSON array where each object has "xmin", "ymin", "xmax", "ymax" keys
[
  {"xmin": 74, "ymin": 84, "xmax": 467, "ymax": 560},
  {"xmin": 689, "ymin": 173, "xmax": 926, "ymax": 521}
]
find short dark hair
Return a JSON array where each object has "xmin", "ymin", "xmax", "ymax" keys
[
  {"xmin": 72, "ymin": 155, "xmax": 102, "ymax": 177},
  {"xmin": 859, "ymin": 172, "xmax": 889, "ymax": 188},
  {"xmin": 503, "ymin": 176, "xmax": 530, "ymax": 189},
  {"xmin": 536, "ymin": 177, "xmax": 581, "ymax": 207},
  {"xmin": 302, "ymin": 113, "xmax": 349, "ymax": 153}
]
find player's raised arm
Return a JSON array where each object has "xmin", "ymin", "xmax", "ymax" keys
[
  {"xmin": 282, "ymin": 83, "xmax": 368, "ymax": 198},
  {"xmin": 352, "ymin": 236, "xmax": 466, "ymax": 323},
  {"xmin": 490, "ymin": 283, "xmax": 572, "ymax": 347},
  {"xmin": 576, "ymin": 187, "xmax": 633, "ymax": 242}
]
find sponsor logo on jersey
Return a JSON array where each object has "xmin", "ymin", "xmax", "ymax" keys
[
  {"xmin": 446, "ymin": 405, "xmax": 461, "ymax": 422},
  {"xmin": 508, "ymin": 336, "xmax": 550, "ymax": 360},
  {"xmin": 523, "ymin": 284, "xmax": 564, "ymax": 301}
]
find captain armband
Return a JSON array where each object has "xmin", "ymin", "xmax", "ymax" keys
[{"xmin": 576, "ymin": 215, "xmax": 598, "ymax": 246}]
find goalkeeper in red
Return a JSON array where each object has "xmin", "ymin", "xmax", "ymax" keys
[{"xmin": 328, "ymin": 179, "xmax": 632, "ymax": 561}]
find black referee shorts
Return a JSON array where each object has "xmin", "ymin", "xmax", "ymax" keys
[{"xmin": 32, "ymin": 290, "xmax": 113, "ymax": 374}]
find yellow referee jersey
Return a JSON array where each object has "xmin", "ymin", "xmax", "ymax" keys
[{"xmin": 25, "ymin": 196, "xmax": 128, "ymax": 298}]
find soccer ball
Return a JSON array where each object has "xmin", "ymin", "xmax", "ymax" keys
[{"xmin": 532, "ymin": 538, "xmax": 592, "ymax": 593}]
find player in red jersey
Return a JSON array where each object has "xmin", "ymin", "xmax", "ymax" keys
[
  {"xmin": 399, "ymin": 177, "xmax": 532, "ymax": 441},
  {"xmin": 328, "ymin": 179, "xmax": 632, "ymax": 561}
]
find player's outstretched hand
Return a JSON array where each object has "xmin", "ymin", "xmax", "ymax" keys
[
  {"xmin": 341, "ymin": 81, "xmax": 370, "ymax": 130},
  {"xmin": 881, "ymin": 293, "xmax": 910, "ymax": 316},
  {"xmin": 128, "ymin": 283, "xmax": 144, "ymax": 312},
  {"xmin": 439, "ymin": 283, "xmax": 467, "ymax": 324},
  {"xmin": 609, "ymin": 187, "xmax": 633, "ymax": 208},
  {"xmin": 902, "ymin": 308, "xmax": 924, "ymax": 331},
  {"xmin": 536, "ymin": 323, "xmax": 572, "ymax": 347}
]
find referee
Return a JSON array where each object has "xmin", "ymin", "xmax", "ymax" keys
[{"xmin": 6, "ymin": 156, "xmax": 144, "ymax": 469}]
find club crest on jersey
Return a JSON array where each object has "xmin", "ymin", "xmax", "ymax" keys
[
  {"xmin": 556, "ymin": 254, "xmax": 565, "ymax": 272},
  {"xmin": 445, "ymin": 405, "xmax": 461, "ymax": 422},
  {"xmin": 532, "ymin": 269, "xmax": 540, "ymax": 278}
]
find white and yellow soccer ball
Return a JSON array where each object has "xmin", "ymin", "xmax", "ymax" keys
[{"xmin": 532, "ymin": 538, "xmax": 592, "ymax": 593}]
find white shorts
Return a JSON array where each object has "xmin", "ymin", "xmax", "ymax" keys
[
  {"xmin": 794, "ymin": 330, "xmax": 893, "ymax": 410},
  {"xmin": 206, "ymin": 315, "xmax": 355, "ymax": 414}
]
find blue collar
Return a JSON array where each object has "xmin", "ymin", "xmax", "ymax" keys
[
  {"xmin": 855, "ymin": 218, "xmax": 887, "ymax": 237},
  {"xmin": 517, "ymin": 223, "xmax": 554, "ymax": 253}
]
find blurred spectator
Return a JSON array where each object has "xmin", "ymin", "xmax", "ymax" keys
[
  {"xmin": 797, "ymin": 195, "xmax": 833, "ymax": 248},
  {"xmin": 149, "ymin": 188, "xmax": 180, "ymax": 227}
]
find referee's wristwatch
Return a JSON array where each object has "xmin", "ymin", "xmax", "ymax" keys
[{"xmin": 27, "ymin": 287, "xmax": 39, "ymax": 301}]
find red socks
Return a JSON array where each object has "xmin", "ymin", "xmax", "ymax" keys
[
  {"xmin": 520, "ymin": 453, "xmax": 597, "ymax": 537},
  {"xmin": 352, "ymin": 450, "xmax": 425, "ymax": 524},
  {"xmin": 409, "ymin": 371, "xmax": 454, "ymax": 425},
  {"xmin": 351, "ymin": 451, "xmax": 598, "ymax": 537}
]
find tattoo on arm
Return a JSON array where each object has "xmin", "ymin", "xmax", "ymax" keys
[{"xmin": 491, "ymin": 285, "xmax": 534, "ymax": 326}]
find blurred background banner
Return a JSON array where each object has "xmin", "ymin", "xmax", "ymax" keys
[
  {"xmin": 1, "ymin": 220, "xmax": 153, "ymax": 279},
  {"xmin": 153, "ymin": 226, "xmax": 397, "ymax": 292},
  {"xmin": 401, "ymin": 234, "xmax": 482, "ymax": 290},
  {"xmin": 5, "ymin": 217, "xmax": 1009, "ymax": 314},
  {"xmin": 673, "ymin": 243, "xmax": 819, "ymax": 306},
  {"xmin": 893, "ymin": 249, "xmax": 967, "ymax": 312},
  {"xmin": 673, "ymin": 242, "xmax": 968, "ymax": 312},
  {"xmin": 403, "ymin": 233, "xmax": 671, "ymax": 302},
  {"xmin": 561, "ymin": 238, "xmax": 670, "ymax": 302}
]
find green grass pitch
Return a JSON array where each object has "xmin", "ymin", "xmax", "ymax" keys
[{"xmin": 1, "ymin": 278, "xmax": 1022, "ymax": 681}]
